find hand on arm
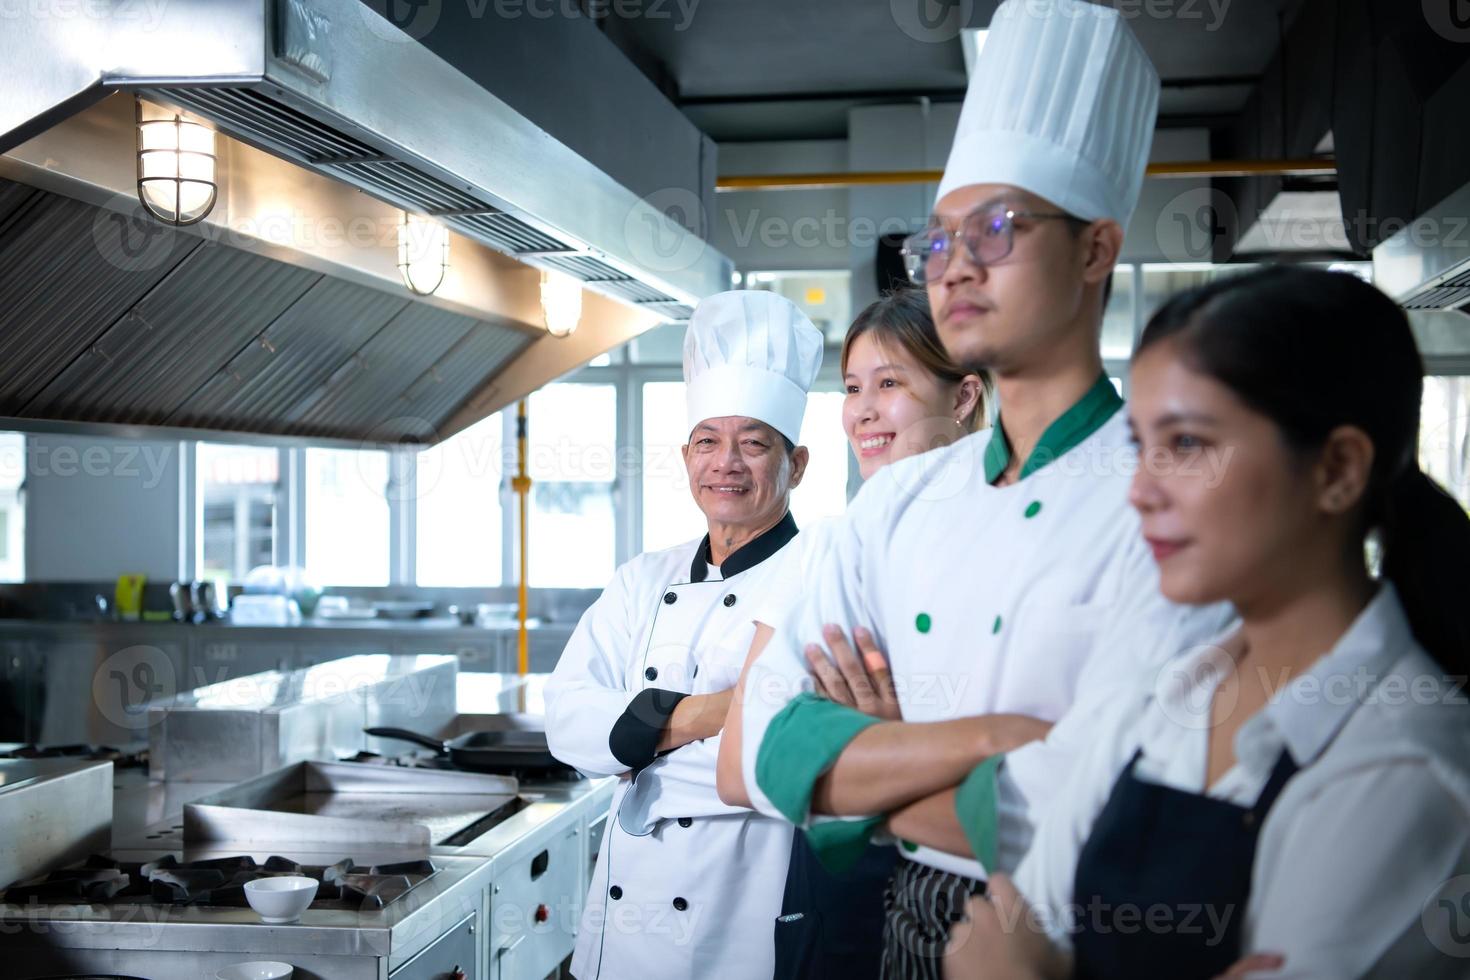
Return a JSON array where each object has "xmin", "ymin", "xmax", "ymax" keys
[{"xmin": 805, "ymin": 623, "xmax": 901, "ymax": 720}]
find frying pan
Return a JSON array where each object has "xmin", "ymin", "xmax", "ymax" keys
[{"xmin": 364, "ymin": 726, "xmax": 565, "ymax": 774}]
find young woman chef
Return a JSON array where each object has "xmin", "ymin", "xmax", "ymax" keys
[
  {"xmin": 750, "ymin": 287, "xmax": 988, "ymax": 979},
  {"xmin": 945, "ymin": 267, "xmax": 1470, "ymax": 980},
  {"xmin": 545, "ymin": 290, "xmax": 823, "ymax": 980},
  {"xmin": 727, "ymin": 2, "xmax": 1233, "ymax": 977}
]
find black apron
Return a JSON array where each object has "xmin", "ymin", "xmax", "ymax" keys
[
  {"xmin": 1071, "ymin": 747, "xmax": 1299, "ymax": 980},
  {"xmin": 773, "ymin": 831, "xmax": 898, "ymax": 979}
]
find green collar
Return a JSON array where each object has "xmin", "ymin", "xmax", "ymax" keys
[{"xmin": 983, "ymin": 374, "xmax": 1123, "ymax": 485}]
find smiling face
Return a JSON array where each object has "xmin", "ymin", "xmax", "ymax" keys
[
  {"xmin": 681, "ymin": 416, "xmax": 806, "ymax": 532},
  {"xmin": 1127, "ymin": 337, "xmax": 1328, "ymax": 608},
  {"xmin": 925, "ymin": 184, "xmax": 1111, "ymax": 375},
  {"xmin": 842, "ymin": 331, "xmax": 979, "ymax": 480}
]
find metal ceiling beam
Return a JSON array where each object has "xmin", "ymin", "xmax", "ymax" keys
[{"xmin": 716, "ymin": 160, "xmax": 1339, "ymax": 192}]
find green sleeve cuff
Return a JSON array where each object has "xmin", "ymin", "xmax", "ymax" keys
[
  {"xmin": 804, "ymin": 817, "xmax": 885, "ymax": 874},
  {"xmin": 954, "ymin": 753, "xmax": 1005, "ymax": 871},
  {"xmin": 755, "ymin": 692, "xmax": 882, "ymax": 825}
]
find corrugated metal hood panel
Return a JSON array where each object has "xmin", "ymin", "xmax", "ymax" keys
[
  {"xmin": 0, "ymin": 182, "xmax": 204, "ymax": 415},
  {"xmin": 0, "ymin": 178, "xmax": 533, "ymax": 443}
]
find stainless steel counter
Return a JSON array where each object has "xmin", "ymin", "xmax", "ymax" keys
[
  {"xmin": 3, "ymin": 762, "xmax": 616, "ymax": 979},
  {"xmin": 0, "ymin": 619, "xmax": 576, "ymax": 745}
]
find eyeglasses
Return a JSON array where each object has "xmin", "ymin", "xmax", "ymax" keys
[{"xmin": 900, "ymin": 205, "xmax": 1088, "ymax": 284}]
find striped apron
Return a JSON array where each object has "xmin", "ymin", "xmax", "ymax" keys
[{"xmin": 880, "ymin": 858, "xmax": 986, "ymax": 980}]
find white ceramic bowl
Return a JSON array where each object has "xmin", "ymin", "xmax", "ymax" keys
[
  {"xmin": 216, "ymin": 962, "xmax": 294, "ymax": 980},
  {"xmin": 243, "ymin": 875, "xmax": 318, "ymax": 923}
]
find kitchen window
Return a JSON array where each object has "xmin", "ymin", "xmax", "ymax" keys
[
  {"xmin": 525, "ymin": 383, "xmax": 618, "ymax": 588},
  {"xmin": 416, "ymin": 412, "xmax": 505, "ymax": 587},
  {"xmin": 197, "ymin": 442, "xmax": 279, "ymax": 583},
  {"xmin": 790, "ymin": 389, "xmax": 851, "ymax": 525},
  {"xmin": 0, "ymin": 432, "xmax": 23, "ymax": 582},
  {"xmin": 641, "ymin": 380, "xmax": 708, "ymax": 553},
  {"xmin": 305, "ymin": 447, "xmax": 390, "ymax": 587}
]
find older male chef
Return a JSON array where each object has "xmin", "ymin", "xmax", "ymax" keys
[{"xmin": 545, "ymin": 290, "xmax": 823, "ymax": 980}]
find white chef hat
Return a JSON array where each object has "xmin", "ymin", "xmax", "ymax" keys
[
  {"xmin": 936, "ymin": 0, "xmax": 1161, "ymax": 230},
  {"xmin": 682, "ymin": 290, "xmax": 823, "ymax": 446}
]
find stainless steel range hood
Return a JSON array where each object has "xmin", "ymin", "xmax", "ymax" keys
[
  {"xmin": 0, "ymin": 0, "xmax": 730, "ymax": 444},
  {"xmin": 1374, "ymin": 179, "xmax": 1470, "ymax": 314}
]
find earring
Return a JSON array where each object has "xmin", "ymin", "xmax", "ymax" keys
[{"xmin": 954, "ymin": 418, "xmax": 963, "ymax": 427}]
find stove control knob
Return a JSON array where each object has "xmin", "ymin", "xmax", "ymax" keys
[{"xmin": 535, "ymin": 903, "xmax": 551, "ymax": 923}]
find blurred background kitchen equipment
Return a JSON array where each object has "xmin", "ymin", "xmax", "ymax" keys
[
  {"xmin": 168, "ymin": 581, "xmax": 194, "ymax": 623},
  {"xmin": 113, "ymin": 574, "xmax": 145, "ymax": 622}
]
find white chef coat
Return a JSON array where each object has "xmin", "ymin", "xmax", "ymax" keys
[
  {"xmin": 740, "ymin": 381, "xmax": 1235, "ymax": 880},
  {"xmin": 545, "ymin": 521, "xmax": 801, "ymax": 980},
  {"xmin": 1013, "ymin": 583, "xmax": 1470, "ymax": 978}
]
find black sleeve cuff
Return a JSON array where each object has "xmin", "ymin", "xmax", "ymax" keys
[{"xmin": 609, "ymin": 688, "xmax": 690, "ymax": 771}]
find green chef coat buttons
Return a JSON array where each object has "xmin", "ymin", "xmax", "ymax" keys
[
  {"xmin": 915, "ymin": 612, "xmax": 932, "ymax": 634},
  {"xmin": 1025, "ymin": 501, "xmax": 1043, "ymax": 519},
  {"xmin": 992, "ymin": 615, "xmax": 1003, "ymax": 635}
]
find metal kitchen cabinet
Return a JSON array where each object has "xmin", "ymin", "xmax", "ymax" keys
[
  {"xmin": 0, "ymin": 639, "xmax": 33, "ymax": 741},
  {"xmin": 489, "ymin": 819, "xmax": 583, "ymax": 980},
  {"xmin": 193, "ymin": 638, "xmax": 293, "ymax": 686},
  {"xmin": 34, "ymin": 633, "xmax": 186, "ymax": 745},
  {"xmin": 391, "ymin": 911, "xmax": 479, "ymax": 980},
  {"xmin": 297, "ymin": 639, "xmax": 392, "ymax": 669}
]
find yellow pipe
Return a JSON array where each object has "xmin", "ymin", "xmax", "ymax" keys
[
  {"xmin": 715, "ymin": 159, "xmax": 1338, "ymax": 192},
  {"xmin": 512, "ymin": 399, "xmax": 531, "ymax": 676}
]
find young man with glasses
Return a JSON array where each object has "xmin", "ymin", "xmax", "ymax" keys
[{"xmin": 720, "ymin": 2, "xmax": 1234, "ymax": 977}]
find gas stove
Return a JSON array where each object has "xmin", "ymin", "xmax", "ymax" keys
[{"xmin": 2, "ymin": 852, "xmax": 439, "ymax": 911}]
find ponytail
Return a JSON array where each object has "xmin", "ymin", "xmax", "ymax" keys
[
  {"xmin": 1379, "ymin": 468, "xmax": 1470, "ymax": 676},
  {"xmin": 1139, "ymin": 266, "xmax": 1469, "ymax": 676}
]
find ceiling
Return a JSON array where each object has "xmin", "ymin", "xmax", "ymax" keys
[{"xmin": 603, "ymin": 0, "xmax": 1309, "ymax": 142}]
